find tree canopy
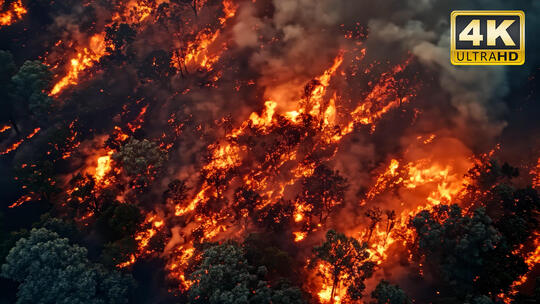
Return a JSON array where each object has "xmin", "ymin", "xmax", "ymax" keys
[
  {"xmin": 370, "ymin": 280, "xmax": 411, "ymax": 304},
  {"xmin": 1, "ymin": 228, "xmax": 133, "ymax": 304},
  {"xmin": 113, "ymin": 138, "xmax": 167, "ymax": 187},
  {"xmin": 411, "ymin": 204, "xmax": 528, "ymax": 299},
  {"xmin": 312, "ymin": 230, "xmax": 375, "ymax": 302},
  {"xmin": 11, "ymin": 60, "xmax": 54, "ymax": 118},
  {"xmin": 188, "ymin": 242, "xmax": 304, "ymax": 304}
]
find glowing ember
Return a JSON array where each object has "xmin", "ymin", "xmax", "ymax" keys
[
  {"xmin": 531, "ymin": 157, "xmax": 540, "ymax": 189},
  {"xmin": 5, "ymin": 1, "xmax": 539, "ymax": 303},
  {"xmin": 0, "ymin": 125, "xmax": 11, "ymax": 133},
  {"xmin": 500, "ymin": 232, "xmax": 540, "ymax": 302},
  {"xmin": 356, "ymin": 152, "xmax": 472, "ymax": 266},
  {"xmin": 293, "ymin": 231, "xmax": 307, "ymax": 242},
  {"xmin": 50, "ymin": 34, "xmax": 108, "ymax": 96},
  {"xmin": 0, "ymin": 0, "xmax": 27, "ymax": 27},
  {"xmin": 314, "ymin": 261, "xmax": 348, "ymax": 303},
  {"xmin": 171, "ymin": 0, "xmax": 238, "ymax": 73},
  {"xmin": 8, "ymin": 194, "xmax": 34, "ymax": 208},
  {"xmin": 118, "ymin": 213, "xmax": 165, "ymax": 268},
  {"xmin": 1, "ymin": 128, "xmax": 41, "ymax": 155}
]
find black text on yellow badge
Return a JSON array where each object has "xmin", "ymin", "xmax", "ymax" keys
[{"xmin": 451, "ymin": 11, "xmax": 525, "ymax": 65}]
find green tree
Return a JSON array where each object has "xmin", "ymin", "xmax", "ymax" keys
[
  {"xmin": 410, "ymin": 204, "xmax": 526, "ymax": 298},
  {"xmin": 370, "ymin": 280, "xmax": 411, "ymax": 304},
  {"xmin": 188, "ymin": 242, "xmax": 304, "ymax": 304},
  {"xmin": 11, "ymin": 60, "xmax": 54, "ymax": 119},
  {"xmin": 469, "ymin": 295, "xmax": 493, "ymax": 304},
  {"xmin": 491, "ymin": 185, "xmax": 540, "ymax": 248},
  {"xmin": 243, "ymin": 233, "xmax": 295, "ymax": 279},
  {"xmin": 298, "ymin": 165, "xmax": 348, "ymax": 225},
  {"xmin": 465, "ymin": 160, "xmax": 539, "ymax": 250},
  {"xmin": 100, "ymin": 237, "xmax": 138, "ymax": 268},
  {"xmin": 34, "ymin": 214, "xmax": 79, "ymax": 241},
  {"xmin": 311, "ymin": 230, "xmax": 375, "ymax": 302},
  {"xmin": 95, "ymin": 202, "xmax": 143, "ymax": 242},
  {"xmin": 113, "ymin": 138, "xmax": 167, "ymax": 187},
  {"xmin": 264, "ymin": 280, "xmax": 305, "ymax": 304},
  {"xmin": 1, "ymin": 228, "xmax": 133, "ymax": 304},
  {"xmin": 0, "ymin": 228, "xmax": 28, "ymax": 266}
]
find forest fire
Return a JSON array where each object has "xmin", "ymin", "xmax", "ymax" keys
[
  {"xmin": 0, "ymin": 0, "xmax": 26, "ymax": 27},
  {"xmin": 0, "ymin": 128, "xmax": 41, "ymax": 155},
  {"xmin": 94, "ymin": 151, "xmax": 113, "ymax": 183},
  {"xmin": 1, "ymin": 1, "xmax": 539, "ymax": 304},
  {"xmin": 316, "ymin": 261, "xmax": 346, "ymax": 304},
  {"xmin": 171, "ymin": 0, "xmax": 237, "ymax": 73},
  {"xmin": 531, "ymin": 157, "xmax": 540, "ymax": 189},
  {"xmin": 0, "ymin": 125, "xmax": 11, "ymax": 133},
  {"xmin": 50, "ymin": 34, "xmax": 108, "ymax": 96}
]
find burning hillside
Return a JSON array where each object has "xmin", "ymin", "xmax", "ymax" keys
[{"xmin": 0, "ymin": 0, "xmax": 539, "ymax": 304}]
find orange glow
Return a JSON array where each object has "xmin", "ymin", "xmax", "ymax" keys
[
  {"xmin": 181, "ymin": 29, "xmax": 222, "ymax": 71},
  {"xmin": 165, "ymin": 52, "xmax": 420, "ymax": 299},
  {"xmin": 315, "ymin": 261, "xmax": 347, "ymax": 304},
  {"xmin": 94, "ymin": 151, "xmax": 113, "ymax": 184},
  {"xmin": 337, "ymin": 62, "xmax": 413, "ymax": 140},
  {"xmin": 172, "ymin": 51, "xmax": 415, "ymax": 246},
  {"xmin": 35, "ymin": 8, "xmax": 429, "ymax": 296},
  {"xmin": 48, "ymin": 0, "xmax": 173, "ymax": 96},
  {"xmin": 293, "ymin": 231, "xmax": 307, "ymax": 242},
  {"xmin": 356, "ymin": 152, "xmax": 472, "ymax": 266},
  {"xmin": 203, "ymin": 143, "xmax": 243, "ymax": 172},
  {"xmin": 1, "ymin": 128, "xmax": 40, "ymax": 155},
  {"xmin": 50, "ymin": 34, "xmax": 108, "ymax": 95},
  {"xmin": 8, "ymin": 194, "xmax": 34, "ymax": 208},
  {"xmin": 0, "ymin": 125, "xmax": 11, "ymax": 133},
  {"xmin": 12, "ymin": 0, "xmax": 540, "ymax": 300},
  {"xmin": 501, "ymin": 232, "xmax": 540, "ymax": 302},
  {"xmin": 167, "ymin": 246, "xmax": 196, "ymax": 290},
  {"xmin": 531, "ymin": 157, "xmax": 540, "ymax": 189},
  {"xmin": 220, "ymin": 0, "xmax": 236, "ymax": 24},
  {"xmin": 0, "ymin": 0, "xmax": 27, "ymax": 27},
  {"xmin": 171, "ymin": 0, "xmax": 238, "ymax": 72},
  {"xmin": 118, "ymin": 213, "xmax": 165, "ymax": 268},
  {"xmin": 127, "ymin": 105, "xmax": 148, "ymax": 133}
]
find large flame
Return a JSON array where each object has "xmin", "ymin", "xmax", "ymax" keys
[
  {"xmin": 0, "ymin": 0, "xmax": 26, "ymax": 27},
  {"xmin": 50, "ymin": 34, "xmax": 108, "ymax": 96}
]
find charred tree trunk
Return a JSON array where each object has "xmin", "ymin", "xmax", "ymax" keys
[
  {"xmin": 330, "ymin": 272, "xmax": 338, "ymax": 304},
  {"xmin": 192, "ymin": 0, "xmax": 198, "ymax": 16},
  {"xmin": 367, "ymin": 226, "xmax": 374, "ymax": 243},
  {"xmin": 9, "ymin": 115, "xmax": 20, "ymax": 135}
]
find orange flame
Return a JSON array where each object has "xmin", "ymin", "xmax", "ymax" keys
[
  {"xmin": 0, "ymin": 0, "xmax": 27, "ymax": 27},
  {"xmin": 118, "ymin": 213, "xmax": 165, "ymax": 268},
  {"xmin": 50, "ymin": 34, "xmax": 108, "ymax": 95},
  {"xmin": 0, "ymin": 125, "xmax": 12, "ymax": 133},
  {"xmin": 94, "ymin": 151, "xmax": 113, "ymax": 184},
  {"xmin": 1, "ymin": 128, "xmax": 41, "ymax": 155},
  {"xmin": 171, "ymin": 0, "xmax": 238, "ymax": 72}
]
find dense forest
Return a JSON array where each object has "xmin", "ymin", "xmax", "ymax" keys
[{"xmin": 0, "ymin": 0, "xmax": 539, "ymax": 303}]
